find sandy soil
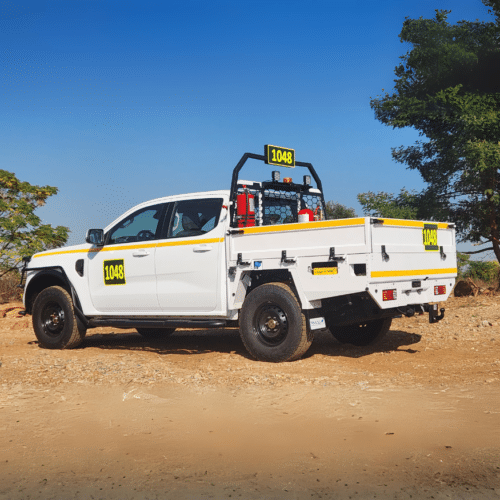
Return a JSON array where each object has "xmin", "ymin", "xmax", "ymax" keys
[{"xmin": 0, "ymin": 295, "xmax": 499, "ymax": 499}]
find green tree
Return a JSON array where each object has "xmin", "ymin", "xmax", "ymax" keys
[
  {"xmin": 325, "ymin": 201, "xmax": 356, "ymax": 220},
  {"xmin": 357, "ymin": 189, "xmax": 420, "ymax": 220},
  {"xmin": 370, "ymin": 5, "xmax": 500, "ymax": 262},
  {"xmin": 0, "ymin": 170, "xmax": 69, "ymax": 277}
]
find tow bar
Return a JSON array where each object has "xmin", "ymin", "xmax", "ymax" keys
[{"xmin": 427, "ymin": 304, "xmax": 445, "ymax": 324}]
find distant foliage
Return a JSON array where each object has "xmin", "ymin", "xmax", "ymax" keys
[
  {"xmin": 464, "ymin": 260, "xmax": 499, "ymax": 284},
  {"xmin": 456, "ymin": 252, "xmax": 471, "ymax": 279},
  {"xmin": 0, "ymin": 274, "xmax": 22, "ymax": 303},
  {"xmin": 325, "ymin": 201, "xmax": 356, "ymax": 220},
  {"xmin": 357, "ymin": 189, "xmax": 420, "ymax": 220},
  {"xmin": 0, "ymin": 170, "xmax": 69, "ymax": 277}
]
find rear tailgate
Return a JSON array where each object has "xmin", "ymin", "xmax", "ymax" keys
[{"xmin": 369, "ymin": 219, "xmax": 457, "ymax": 308}]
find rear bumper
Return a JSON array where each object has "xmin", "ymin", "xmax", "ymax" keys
[{"xmin": 366, "ymin": 277, "xmax": 455, "ymax": 309}]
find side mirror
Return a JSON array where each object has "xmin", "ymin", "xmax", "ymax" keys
[{"xmin": 86, "ymin": 229, "xmax": 104, "ymax": 246}]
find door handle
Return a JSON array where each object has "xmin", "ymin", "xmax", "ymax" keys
[
  {"xmin": 133, "ymin": 249, "xmax": 150, "ymax": 257},
  {"xmin": 193, "ymin": 245, "xmax": 212, "ymax": 252}
]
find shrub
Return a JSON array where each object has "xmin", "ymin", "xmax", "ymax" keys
[
  {"xmin": 464, "ymin": 260, "xmax": 500, "ymax": 284},
  {"xmin": 0, "ymin": 273, "xmax": 22, "ymax": 303}
]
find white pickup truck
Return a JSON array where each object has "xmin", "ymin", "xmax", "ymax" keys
[{"xmin": 21, "ymin": 147, "xmax": 457, "ymax": 362}]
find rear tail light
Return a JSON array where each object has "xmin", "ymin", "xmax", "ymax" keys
[
  {"xmin": 382, "ymin": 289, "xmax": 397, "ymax": 301},
  {"xmin": 434, "ymin": 285, "xmax": 446, "ymax": 295}
]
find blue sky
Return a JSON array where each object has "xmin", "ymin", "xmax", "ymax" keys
[{"xmin": 0, "ymin": 0, "xmax": 494, "ymax": 248}]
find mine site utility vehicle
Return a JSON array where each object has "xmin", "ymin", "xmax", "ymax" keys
[{"xmin": 21, "ymin": 146, "xmax": 457, "ymax": 362}]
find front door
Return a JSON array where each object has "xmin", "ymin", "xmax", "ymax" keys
[
  {"xmin": 88, "ymin": 203, "xmax": 166, "ymax": 313},
  {"xmin": 155, "ymin": 197, "xmax": 225, "ymax": 313}
]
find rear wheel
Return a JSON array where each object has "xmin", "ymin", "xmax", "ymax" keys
[
  {"xmin": 136, "ymin": 328, "xmax": 176, "ymax": 339},
  {"xmin": 239, "ymin": 283, "xmax": 313, "ymax": 362},
  {"xmin": 329, "ymin": 318, "xmax": 392, "ymax": 346},
  {"xmin": 32, "ymin": 286, "xmax": 87, "ymax": 349}
]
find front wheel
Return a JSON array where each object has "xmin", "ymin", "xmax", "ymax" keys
[
  {"xmin": 32, "ymin": 286, "xmax": 87, "ymax": 349},
  {"xmin": 329, "ymin": 318, "xmax": 392, "ymax": 346},
  {"xmin": 239, "ymin": 283, "xmax": 313, "ymax": 362}
]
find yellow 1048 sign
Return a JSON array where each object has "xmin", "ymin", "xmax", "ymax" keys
[
  {"xmin": 423, "ymin": 223, "xmax": 438, "ymax": 251},
  {"xmin": 103, "ymin": 259, "xmax": 126, "ymax": 285},
  {"xmin": 264, "ymin": 145, "xmax": 295, "ymax": 167}
]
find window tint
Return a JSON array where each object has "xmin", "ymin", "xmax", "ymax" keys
[
  {"xmin": 168, "ymin": 198, "xmax": 223, "ymax": 238},
  {"xmin": 108, "ymin": 204, "xmax": 164, "ymax": 244}
]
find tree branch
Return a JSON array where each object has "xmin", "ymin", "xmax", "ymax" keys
[{"xmin": 462, "ymin": 247, "xmax": 495, "ymax": 254}]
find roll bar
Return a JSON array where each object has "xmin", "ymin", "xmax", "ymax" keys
[{"xmin": 229, "ymin": 152, "xmax": 325, "ymax": 225}]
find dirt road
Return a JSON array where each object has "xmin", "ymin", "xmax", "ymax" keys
[{"xmin": 0, "ymin": 296, "xmax": 499, "ymax": 499}]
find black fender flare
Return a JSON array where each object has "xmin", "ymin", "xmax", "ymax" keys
[{"xmin": 24, "ymin": 267, "xmax": 88, "ymax": 326}]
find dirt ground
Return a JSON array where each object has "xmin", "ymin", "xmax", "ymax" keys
[{"xmin": 0, "ymin": 296, "xmax": 499, "ymax": 500}]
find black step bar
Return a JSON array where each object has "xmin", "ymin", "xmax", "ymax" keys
[{"xmin": 88, "ymin": 318, "xmax": 227, "ymax": 329}]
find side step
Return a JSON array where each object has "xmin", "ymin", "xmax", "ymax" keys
[{"xmin": 87, "ymin": 318, "xmax": 227, "ymax": 329}]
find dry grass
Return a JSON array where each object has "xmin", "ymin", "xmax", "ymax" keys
[{"xmin": 0, "ymin": 273, "xmax": 22, "ymax": 303}]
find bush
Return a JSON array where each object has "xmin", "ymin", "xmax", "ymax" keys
[
  {"xmin": 0, "ymin": 273, "xmax": 22, "ymax": 303},
  {"xmin": 464, "ymin": 260, "xmax": 500, "ymax": 284}
]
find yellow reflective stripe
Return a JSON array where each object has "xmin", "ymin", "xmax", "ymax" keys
[
  {"xmin": 92, "ymin": 242, "xmax": 158, "ymax": 253},
  {"xmin": 33, "ymin": 248, "xmax": 89, "ymax": 258},
  {"xmin": 156, "ymin": 237, "xmax": 224, "ymax": 248},
  {"xmin": 240, "ymin": 218, "xmax": 365, "ymax": 235},
  {"xmin": 371, "ymin": 268, "xmax": 457, "ymax": 278},
  {"xmin": 379, "ymin": 219, "xmax": 449, "ymax": 229},
  {"xmin": 32, "ymin": 237, "xmax": 224, "ymax": 258}
]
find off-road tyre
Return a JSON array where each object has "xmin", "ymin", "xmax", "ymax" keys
[
  {"xmin": 136, "ymin": 328, "xmax": 176, "ymax": 339},
  {"xmin": 239, "ymin": 282, "xmax": 313, "ymax": 362},
  {"xmin": 330, "ymin": 317, "xmax": 392, "ymax": 346},
  {"xmin": 32, "ymin": 286, "xmax": 87, "ymax": 349}
]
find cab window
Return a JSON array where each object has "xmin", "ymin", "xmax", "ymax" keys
[
  {"xmin": 168, "ymin": 198, "xmax": 223, "ymax": 238},
  {"xmin": 108, "ymin": 204, "xmax": 165, "ymax": 244}
]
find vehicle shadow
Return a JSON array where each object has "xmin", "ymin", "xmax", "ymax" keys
[
  {"xmin": 80, "ymin": 327, "xmax": 422, "ymax": 360},
  {"xmin": 304, "ymin": 329, "xmax": 422, "ymax": 359}
]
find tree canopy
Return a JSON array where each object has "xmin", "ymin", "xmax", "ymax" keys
[
  {"xmin": 357, "ymin": 189, "xmax": 420, "ymax": 220},
  {"xmin": 0, "ymin": 170, "xmax": 69, "ymax": 277},
  {"xmin": 325, "ymin": 201, "xmax": 356, "ymax": 220},
  {"xmin": 369, "ymin": 3, "xmax": 500, "ymax": 262}
]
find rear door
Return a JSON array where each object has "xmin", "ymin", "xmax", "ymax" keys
[{"xmin": 155, "ymin": 196, "xmax": 226, "ymax": 314}]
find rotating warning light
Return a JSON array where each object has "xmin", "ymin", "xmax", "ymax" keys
[
  {"xmin": 283, "ymin": 177, "xmax": 292, "ymax": 184},
  {"xmin": 272, "ymin": 170, "xmax": 280, "ymax": 182}
]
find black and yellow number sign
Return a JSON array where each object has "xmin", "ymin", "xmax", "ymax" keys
[
  {"xmin": 264, "ymin": 145, "xmax": 295, "ymax": 168},
  {"xmin": 423, "ymin": 224, "xmax": 438, "ymax": 251},
  {"xmin": 103, "ymin": 259, "xmax": 126, "ymax": 285}
]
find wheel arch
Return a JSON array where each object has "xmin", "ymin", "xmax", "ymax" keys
[
  {"xmin": 246, "ymin": 269, "xmax": 296, "ymax": 296},
  {"xmin": 25, "ymin": 270, "xmax": 75, "ymax": 314}
]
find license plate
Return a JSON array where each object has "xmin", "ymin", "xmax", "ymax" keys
[{"xmin": 312, "ymin": 267, "xmax": 338, "ymax": 276}]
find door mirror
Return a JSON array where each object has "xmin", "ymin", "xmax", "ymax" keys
[{"xmin": 86, "ymin": 229, "xmax": 104, "ymax": 246}]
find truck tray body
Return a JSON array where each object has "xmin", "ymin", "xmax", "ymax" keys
[{"xmin": 228, "ymin": 217, "xmax": 456, "ymax": 310}]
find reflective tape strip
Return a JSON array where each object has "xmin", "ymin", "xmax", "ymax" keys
[
  {"xmin": 378, "ymin": 219, "xmax": 450, "ymax": 229},
  {"xmin": 156, "ymin": 237, "xmax": 224, "ymax": 248},
  {"xmin": 371, "ymin": 268, "xmax": 457, "ymax": 278},
  {"xmin": 32, "ymin": 237, "xmax": 224, "ymax": 258},
  {"xmin": 240, "ymin": 218, "xmax": 365, "ymax": 235}
]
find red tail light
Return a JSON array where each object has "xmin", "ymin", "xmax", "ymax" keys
[
  {"xmin": 382, "ymin": 289, "xmax": 397, "ymax": 301},
  {"xmin": 434, "ymin": 285, "xmax": 446, "ymax": 295}
]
